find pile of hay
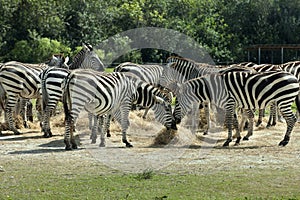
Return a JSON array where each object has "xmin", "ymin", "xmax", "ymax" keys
[
  {"xmin": 0, "ymin": 115, "xmax": 24, "ymax": 131},
  {"xmin": 152, "ymin": 128, "xmax": 178, "ymax": 145}
]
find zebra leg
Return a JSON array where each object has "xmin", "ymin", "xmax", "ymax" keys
[
  {"xmin": 256, "ymin": 109, "xmax": 264, "ymax": 127},
  {"xmin": 267, "ymin": 102, "xmax": 277, "ymax": 128},
  {"xmin": 278, "ymin": 108, "xmax": 296, "ymax": 146},
  {"xmin": 64, "ymin": 116, "xmax": 77, "ymax": 150},
  {"xmin": 239, "ymin": 109, "xmax": 248, "ymax": 132},
  {"xmin": 88, "ymin": 112, "xmax": 94, "ymax": 130},
  {"xmin": 233, "ymin": 112, "xmax": 241, "ymax": 145},
  {"xmin": 117, "ymin": 107, "xmax": 132, "ymax": 147},
  {"xmin": 99, "ymin": 115, "xmax": 112, "ymax": 147},
  {"xmin": 41, "ymin": 106, "xmax": 53, "ymax": 138},
  {"xmin": 35, "ymin": 98, "xmax": 43, "ymax": 129},
  {"xmin": 277, "ymin": 106, "xmax": 285, "ymax": 123},
  {"xmin": 105, "ymin": 114, "xmax": 112, "ymax": 137},
  {"xmin": 5, "ymin": 97, "xmax": 21, "ymax": 135},
  {"xmin": 203, "ymin": 102, "xmax": 210, "ymax": 135},
  {"xmin": 16, "ymin": 99, "xmax": 29, "ymax": 128},
  {"xmin": 243, "ymin": 109, "xmax": 254, "ymax": 141},
  {"xmin": 223, "ymin": 104, "xmax": 234, "ymax": 146},
  {"xmin": 142, "ymin": 108, "xmax": 150, "ymax": 119},
  {"xmin": 91, "ymin": 115, "xmax": 101, "ymax": 144}
]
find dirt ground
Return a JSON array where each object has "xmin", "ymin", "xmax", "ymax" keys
[{"xmin": 0, "ymin": 110, "xmax": 300, "ymax": 174}]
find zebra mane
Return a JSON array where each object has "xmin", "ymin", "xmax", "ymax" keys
[
  {"xmin": 218, "ymin": 65, "xmax": 256, "ymax": 74},
  {"xmin": 167, "ymin": 56, "xmax": 214, "ymax": 67}
]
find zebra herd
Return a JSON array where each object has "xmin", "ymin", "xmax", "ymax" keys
[
  {"xmin": 0, "ymin": 43, "xmax": 176, "ymax": 150},
  {"xmin": 0, "ymin": 44, "xmax": 300, "ymax": 150}
]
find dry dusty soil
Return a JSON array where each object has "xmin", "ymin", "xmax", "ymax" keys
[{"xmin": 0, "ymin": 109, "xmax": 300, "ymax": 176}]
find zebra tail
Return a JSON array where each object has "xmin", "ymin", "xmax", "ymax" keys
[{"xmin": 62, "ymin": 73, "xmax": 73, "ymax": 122}]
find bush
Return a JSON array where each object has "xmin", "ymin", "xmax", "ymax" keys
[{"xmin": 7, "ymin": 37, "xmax": 71, "ymax": 63}]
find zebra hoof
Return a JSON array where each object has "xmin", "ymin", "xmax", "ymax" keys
[
  {"xmin": 223, "ymin": 139, "xmax": 232, "ymax": 147},
  {"xmin": 99, "ymin": 142, "xmax": 105, "ymax": 147},
  {"xmin": 65, "ymin": 146, "xmax": 72, "ymax": 151},
  {"xmin": 91, "ymin": 139, "xmax": 96, "ymax": 144},
  {"xmin": 72, "ymin": 144, "xmax": 78, "ymax": 149},
  {"xmin": 43, "ymin": 133, "xmax": 51, "ymax": 138},
  {"xmin": 279, "ymin": 140, "xmax": 289, "ymax": 146},
  {"xmin": 14, "ymin": 131, "xmax": 21, "ymax": 135},
  {"xmin": 107, "ymin": 130, "xmax": 111, "ymax": 137},
  {"xmin": 235, "ymin": 137, "xmax": 241, "ymax": 145},
  {"xmin": 243, "ymin": 136, "xmax": 249, "ymax": 141},
  {"xmin": 126, "ymin": 143, "xmax": 133, "ymax": 148}
]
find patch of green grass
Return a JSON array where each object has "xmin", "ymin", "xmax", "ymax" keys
[
  {"xmin": 0, "ymin": 159, "xmax": 300, "ymax": 200},
  {"xmin": 135, "ymin": 168, "xmax": 155, "ymax": 180}
]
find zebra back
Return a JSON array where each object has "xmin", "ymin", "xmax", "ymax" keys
[
  {"xmin": 114, "ymin": 62, "xmax": 164, "ymax": 85},
  {"xmin": 68, "ymin": 43, "xmax": 105, "ymax": 71}
]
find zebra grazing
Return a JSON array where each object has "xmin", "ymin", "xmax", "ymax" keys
[
  {"xmin": 114, "ymin": 62, "xmax": 170, "ymax": 118},
  {"xmin": 62, "ymin": 70, "xmax": 176, "ymax": 150},
  {"xmin": 173, "ymin": 70, "xmax": 299, "ymax": 147},
  {"xmin": 160, "ymin": 56, "xmax": 253, "ymax": 134},
  {"xmin": 40, "ymin": 43, "xmax": 105, "ymax": 137}
]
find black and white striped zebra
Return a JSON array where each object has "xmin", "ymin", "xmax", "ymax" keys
[
  {"xmin": 235, "ymin": 63, "xmax": 284, "ymax": 129},
  {"xmin": 173, "ymin": 70, "xmax": 299, "ymax": 146},
  {"xmin": 0, "ymin": 62, "xmax": 47, "ymax": 135},
  {"xmin": 160, "ymin": 56, "xmax": 253, "ymax": 134},
  {"xmin": 0, "ymin": 55, "xmax": 67, "ymax": 135},
  {"xmin": 62, "ymin": 70, "xmax": 176, "ymax": 150},
  {"xmin": 114, "ymin": 62, "xmax": 170, "ymax": 118},
  {"xmin": 40, "ymin": 43, "xmax": 105, "ymax": 137},
  {"xmin": 68, "ymin": 42, "xmax": 105, "ymax": 71}
]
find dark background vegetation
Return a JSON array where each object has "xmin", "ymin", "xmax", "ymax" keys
[{"xmin": 1, "ymin": 0, "xmax": 300, "ymax": 66}]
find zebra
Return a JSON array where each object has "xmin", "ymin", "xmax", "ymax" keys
[
  {"xmin": 236, "ymin": 63, "xmax": 284, "ymax": 129},
  {"xmin": 160, "ymin": 56, "xmax": 253, "ymax": 134},
  {"xmin": 0, "ymin": 55, "xmax": 68, "ymax": 135},
  {"xmin": 62, "ymin": 70, "xmax": 176, "ymax": 150},
  {"xmin": 40, "ymin": 43, "xmax": 105, "ymax": 137},
  {"xmin": 173, "ymin": 70, "xmax": 299, "ymax": 146},
  {"xmin": 240, "ymin": 62, "xmax": 300, "ymax": 129},
  {"xmin": 113, "ymin": 62, "xmax": 171, "ymax": 118},
  {"xmin": 89, "ymin": 77, "xmax": 175, "ymax": 144},
  {"xmin": 0, "ymin": 62, "xmax": 50, "ymax": 135}
]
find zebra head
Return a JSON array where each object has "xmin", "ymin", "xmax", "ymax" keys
[
  {"xmin": 69, "ymin": 42, "xmax": 105, "ymax": 71},
  {"xmin": 46, "ymin": 54, "xmax": 69, "ymax": 68},
  {"xmin": 134, "ymin": 81, "xmax": 177, "ymax": 130}
]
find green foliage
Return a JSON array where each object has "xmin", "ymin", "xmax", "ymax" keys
[
  {"xmin": 7, "ymin": 37, "xmax": 71, "ymax": 63},
  {"xmin": 1, "ymin": 0, "xmax": 300, "ymax": 64}
]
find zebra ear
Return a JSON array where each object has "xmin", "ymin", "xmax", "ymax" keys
[
  {"xmin": 82, "ymin": 42, "xmax": 93, "ymax": 51},
  {"xmin": 64, "ymin": 56, "xmax": 70, "ymax": 66}
]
